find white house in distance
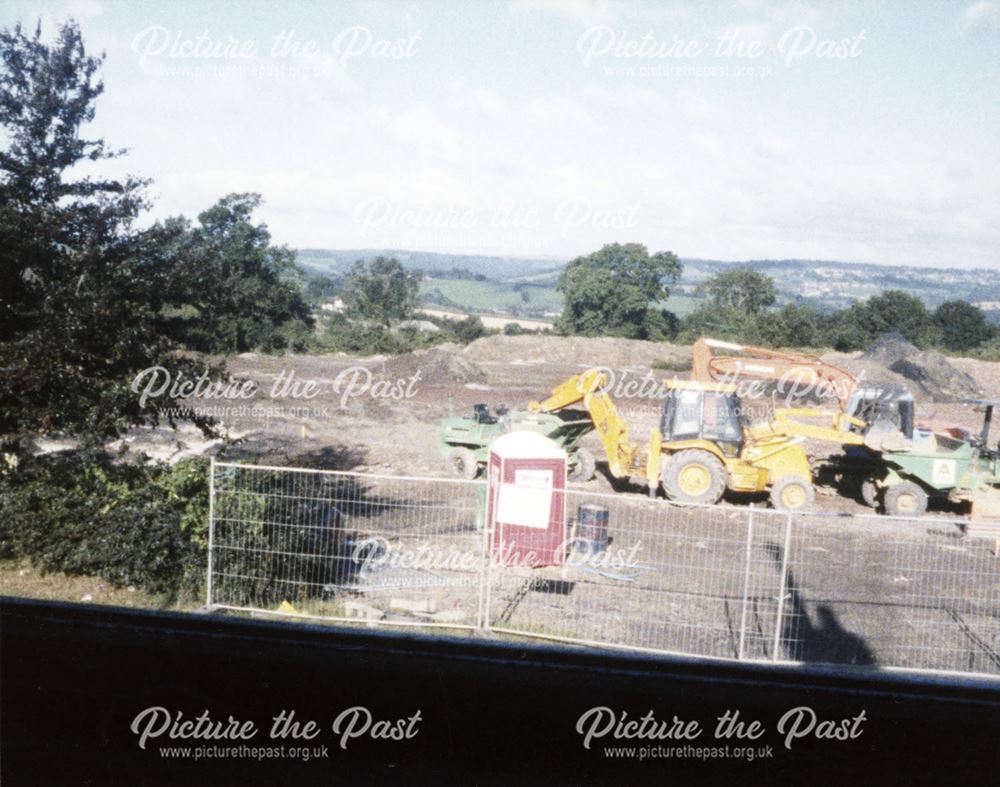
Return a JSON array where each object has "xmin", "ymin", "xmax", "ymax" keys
[{"xmin": 320, "ymin": 297, "xmax": 346, "ymax": 313}]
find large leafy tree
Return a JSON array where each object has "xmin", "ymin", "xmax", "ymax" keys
[
  {"xmin": 154, "ymin": 193, "xmax": 314, "ymax": 354},
  {"xmin": 830, "ymin": 290, "xmax": 935, "ymax": 350},
  {"xmin": 0, "ymin": 20, "xmax": 210, "ymax": 454},
  {"xmin": 933, "ymin": 300, "xmax": 992, "ymax": 352},
  {"xmin": 700, "ymin": 265, "xmax": 777, "ymax": 315},
  {"xmin": 556, "ymin": 243, "xmax": 682, "ymax": 339},
  {"xmin": 343, "ymin": 256, "xmax": 421, "ymax": 327},
  {"xmin": 680, "ymin": 265, "xmax": 780, "ymax": 343}
]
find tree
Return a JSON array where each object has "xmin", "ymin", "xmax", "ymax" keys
[
  {"xmin": 863, "ymin": 290, "xmax": 934, "ymax": 346},
  {"xmin": 762, "ymin": 304, "xmax": 826, "ymax": 348},
  {"xmin": 343, "ymin": 257, "xmax": 420, "ymax": 327},
  {"xmin": 825, "ymin": 291, "xmax": 936, "ymax": 351},
  {"xmin": 680, "ymin": 302, "xmax": 765, "ymax": 344},
  {"xmin": 556, "ymin": 243, "xmax": 682, "ymax": 339},
  {"xmin": 700, "ymin": 265, "xmax": 777, "ymax": 315},
  {"xmin": 153, "ymin": 193, "xmax": 314, "ymax": 354},
  {"xmin": 934, "ymin": 300, "xmax": 992, "ymax": 351},
  {"xmin": 679, "ymin": 267, "xmax": 789, "ymax": 344},
  {"xmin": 451, "ymin": 315, "xmax": 489, "ymax": 343},
  {"xmin": 0, "ymin": 20, "xmax": 212, "ymax": 454},
  {"xmin": 304, "ymin": 272, "xmax": 343, "ymax": 304}
]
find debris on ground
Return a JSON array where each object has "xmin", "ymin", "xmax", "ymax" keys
[
  {"xmin": 823, "ymin": 333, "xmax": 982, "ymax": 402},
  {"xmin": 463, "ymin": 334, "xmax": 689, "ymax": 369},
  {"xmin": 372, "ymin": 343, "xmax": 488, "ymax": 385}
]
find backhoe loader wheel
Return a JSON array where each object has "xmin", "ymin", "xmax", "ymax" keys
[
  {"xmin": 662, "ymin": 450, "xmax": 727, "ymax": 506},
  {"xmin": 770, "ymin": 475, "xmax": 815, "ymax": 513},
  {"xmin": 883, "ymin": 481, "xmax": 928, "ymax": 518},
  {"xmin": 568, "ymin": 448, "xmax": 596, "ymax": 482},
  {"xmin": 446, "ymin": 447, "xmax": 479, "ymax": 480},
  {"xmin": 860, "ymin": 477, "xmax": 879, "ymax": 508}
]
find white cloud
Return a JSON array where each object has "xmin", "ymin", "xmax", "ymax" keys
[
  {"xmin": 508, "ymin": 0, "xmax": 620, "ymax": 27},
  {"xmin": 373, "ymin": 103, "xmax": 466, "ymax": 162},
  {"xmin": 468, "ymin": 87, "xmax": 506, "ymax": 118},
  {"xmin": 961, "ymin": 1, "xmax": 1000, "ymax": 31},
  {"xmin": 67, "ymin": 0, "xmax": 104, "ymax": 17}
]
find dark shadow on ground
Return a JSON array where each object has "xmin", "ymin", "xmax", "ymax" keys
[
  {"xmin": 219, "ymin": 438, "xmax": 368, "ymax": 470},
  {"xmin": 597, "ymin": 461, "xmax": 659, "ymax": 496},
  {"xmin": 765, "ymin": 543, "xmax": 877, "ymax": 666}
]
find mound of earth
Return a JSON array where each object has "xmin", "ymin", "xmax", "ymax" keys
[
  {"xmin": 371, "ymin": 343, "xmax": 487, "ymax": 385},
  {"xmin": 463, "ymin": 334, "xmax": 689, "ymax": 369},
  {"xmin": 823, "ymin": 333, "xmax": 982, "ymax": 403}
]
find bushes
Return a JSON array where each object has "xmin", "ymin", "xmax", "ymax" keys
[
  {"xmin": 0, "ymin": 453, "xmax": 208, "ymax": 597},
  {"xmin": 321, "ymin": 312, "xmax": 498, "ymax": 355},
  {"xmin": 676, "ymin": 278, "xmax": 998, "ymax": 355},
  {"xmin": 965, "ymin": 337, "xmax": 1000, "ymax": 362}
]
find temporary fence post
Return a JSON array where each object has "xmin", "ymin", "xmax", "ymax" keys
[
  {"xmin": 772, "ymin": 512, "xmax": 793, "ymax": 661},
  {"xmin": 477, "ymin": 487, "xmax": 490, "ymax": 631},
  {"xmin": 206, "ymin": 456, "xmax": 216, "ymax": 609},
  {"xmin": 738, "ymin": 506, "xmax": 754, "ymax": 660}
]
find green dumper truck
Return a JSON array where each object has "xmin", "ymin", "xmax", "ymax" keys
[{"xmin": 438, "ymin": 403, "xmax": 596, "ymax": 482}]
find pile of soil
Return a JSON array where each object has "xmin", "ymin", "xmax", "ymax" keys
[
  {"xmin": 463, "ymin": 334, "xmax": 689, "ymax": 369},
  {"xmin": 823, "ymin": 333, "xmax": 982, "ymax": 403},
  {"xmin": 373, "ymin": 343, "xmax": 488, "ymax": 385}
]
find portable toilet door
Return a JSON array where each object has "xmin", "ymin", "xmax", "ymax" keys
[{"xmin": 485, "ymin": 431, "xmax": 568, "ymax": 568}]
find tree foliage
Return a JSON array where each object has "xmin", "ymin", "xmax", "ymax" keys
[
  {"xmin": 677, "ymin": 269, "xmax": 995, "ymax": 355},
  {"xmin": 699, "ymin": 265, "xmax": 777, "ymax": 315},
  {"xmin": 556, "ymin": 243, "xmax": 682, "ymax": 339},
  {"xmin": 826, "ymin": 290, "xmax": 935, "ymax": 350},
  {"xmin": 0, "ymin": 452, "xmax": 208, "ymax": 595},
  {"xmin": 343, "ymin": 257, "xmax": 421, "ymax": 327},
  {"xmin": 933, "ymin": 300, "xmax": 992, "ymax": 351},
  {"xmin": 0, "ymin": 20, "xmax": 213, "ymax": 452},
  {"xmin": 152, "ymin": 193, "xmax": 314, "ymax": 354}
]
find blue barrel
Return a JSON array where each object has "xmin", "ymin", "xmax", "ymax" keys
[{"xmin": 574, "ymin": 504, "xmax": 609, "ymax": 553}]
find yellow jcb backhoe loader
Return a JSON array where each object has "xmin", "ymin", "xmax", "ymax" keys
[{"xmin": 529, "ymin": 369, "xmax": 819, "ymax": 511}]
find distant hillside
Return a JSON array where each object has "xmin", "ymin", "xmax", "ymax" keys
[
  {"xmin": 297, "ymin": 249, "xmax": 1000, "ymax": 321},
  {"xmin": 296, "ymin": 249, "xmax": 564, "ymax": 280},
  {"xmin": 675, "ymin": 258, "xmax": 1000, "ymax": 312}
]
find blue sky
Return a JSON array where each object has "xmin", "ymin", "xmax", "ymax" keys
[{"xmin": 4, "ymin": 0, "xmax": 999, "ymax": 267}]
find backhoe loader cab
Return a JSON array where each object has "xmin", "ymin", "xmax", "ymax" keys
[
  {"xmin": 660, "ymin": 382, "xmax": 744, "ymax": 458},
  {"xmin": 656, "ymin": 380, "xmax": 815, "ymax": 511}
]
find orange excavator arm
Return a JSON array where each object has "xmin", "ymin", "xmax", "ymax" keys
[{"xmin": 691, "ymin": 337, "xmax": 858, "ymax": 411}]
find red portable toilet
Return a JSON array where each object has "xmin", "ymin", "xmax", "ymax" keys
[{"xmin": 485, "ymin": 431, "xmax": 567, "ymax": 568}]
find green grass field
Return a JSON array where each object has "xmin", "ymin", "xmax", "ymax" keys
[
  {"xmin": 658, "ymin": 294, "xmax": 701, "ymax": 318},
  {"xmin": 419, "ymin": 277, "xmax": 703, "ymax": 319},
  {"xmin": 420, "ymin": 278, "xmax": 563, "ymax": 316}
]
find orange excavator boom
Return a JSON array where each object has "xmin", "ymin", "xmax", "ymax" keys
[{"xmin": 691, "ymin": 337, "xmax": 858, "ymax": 411}]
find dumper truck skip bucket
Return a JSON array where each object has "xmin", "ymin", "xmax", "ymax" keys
[{"xmin": 439, "ymin": 407, "xmax": 595, "ymax": 481}]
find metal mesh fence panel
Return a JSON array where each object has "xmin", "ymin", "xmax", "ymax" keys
[
  {"xmin": 484, "ymin": 487, "xmax": 791, "ymax": 661},
  {"xmin": 780, "ymin": 510, "xmax": 1000, "ymax": 675},
  {"xmin": 208, "ymin": 461, "xmax": 1000, "ymax": 677},
  {"xmin": 209, "ymin": 462, "xmax": 487, "ymax": 630}
]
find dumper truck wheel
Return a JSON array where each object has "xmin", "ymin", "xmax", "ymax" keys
[
  {"xmin": 568, "ymin": 448, "xmax": 596, "ymax": 482},
  {"xmin": 860, "ymin": 477, "xmax": 879, "ymax": 508},
  {"xmin": 662, "ymin": 450, "xmax": 727, "ymax": 506},
  {"xmin": 884, "ymin": 481, "xmax": 928, "ymax": 517},
  {"xmin": 446, "ymin": 447, "xmax": 479, "ymax": 480},
  {"xmin": 770, "ymin": 475, "xmax": 815, "ymax": 512}
]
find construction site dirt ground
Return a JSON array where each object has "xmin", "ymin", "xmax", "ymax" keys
[
  {"xmin": 178, "ymin": 335, "xmax": 1000, "ymax": 520},
  {"xmin": 15, "ymin": 336, "xmax": 1000, "ymax": 671}
]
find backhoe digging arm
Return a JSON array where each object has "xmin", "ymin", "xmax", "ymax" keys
[{"xmin": 530, "ymin": 369, "xmax": 642, "ymax": 478}]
